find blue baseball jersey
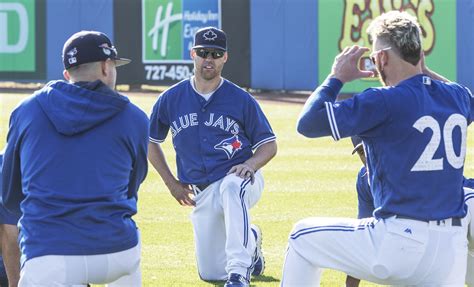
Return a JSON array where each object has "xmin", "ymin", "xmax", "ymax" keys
[
  {"xmin": 355, "ymin": 166, "xmax": 374, "ymax": 219},
  {"xmin": 298, "ymin": 75, "xmax": 474, "ymax": 220},
  {"xmin": 149, "ymin": 78, "xmax": 276, "ymax": 184},
  {"xmin": 356, "ymin": 166, "xmax": 474, "ymax": 219}
]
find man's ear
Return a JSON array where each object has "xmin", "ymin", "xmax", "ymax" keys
[
  {"xmin": 381, "ymin": 51, "xmax": 389, "ymax": 69},
  {"xmin": 63, "ymin": 70, "xmax": 70, "ymax": 81},
  {"xmin": 101, "ymin": 61, "xmax": 108, "ymax": 76}
]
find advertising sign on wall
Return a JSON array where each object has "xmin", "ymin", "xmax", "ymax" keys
[
  {"xmin": 0, "ymin": 0, "xmax": 35, "ymax": 72},
  {"xmin": 318, "ymin": 0, "xmax": 456, "ymax": 93},
  {"xmin": 0, "ymin": 0, "xmax": 45, "ymax": 80},
  {"xmin": 141, "ymin": 0, "xmax": 220, "ymax": 84}
]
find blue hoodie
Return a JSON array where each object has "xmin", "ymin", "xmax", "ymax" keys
[{"xmin": 1, "ymin": 80, "xmax": 148, "ymax": 265}]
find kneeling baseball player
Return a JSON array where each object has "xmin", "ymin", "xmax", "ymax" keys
[
  {"xmin": 282, "ymin": 11, "xmax": 473, "ymax": 286},
  {"xmin": 346, "ymin": 137, "xmax": 474, "ymax": 287},
  {"xmin": 148, "ymin": 27, "xmax": 277, "ymax": 287}
]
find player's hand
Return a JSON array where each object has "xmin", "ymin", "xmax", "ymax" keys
[
  {"xmin": 167, "ymin": 180, "xmax": 195, "ymax": 207},
  {"xmin": 331, "ymin": 45, "xmax": 374, "ymax": 83},
  {"xmin": 227, "ymin": 163, "xmax": 255, "ymax": 184}
]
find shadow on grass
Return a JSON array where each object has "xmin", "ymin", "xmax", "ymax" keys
[
  {"xmin": 202, "ymin": 280, "xmax": 224, "ymax": 286},
  {"xmin": 252, "ymin": 274, "xmax": 279, "ymax": 283},
  {"xmin": 204, "ymin": 275, "xmax": 280, "ymax": 286}
]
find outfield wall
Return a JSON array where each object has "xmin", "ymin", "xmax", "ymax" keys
[{"xmin": 1, "ymin": 0, "xmax": 474, "ymax": 92}]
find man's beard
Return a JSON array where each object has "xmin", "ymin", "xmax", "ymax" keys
[{"xmin": 199, "ymin": 66, "xmax": 219, "ymax": 81}]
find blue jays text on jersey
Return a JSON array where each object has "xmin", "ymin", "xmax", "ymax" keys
[
  {"xmin": 170, "ymin": 112, "xmax": 240, "ymax": 138},
  {"xmin": 149, "ymin": 78, "xmax": 276, "ymax": 185},
  {"xmin": 297, "ymin": 75, "xmax": 474, "ymax": 221}
]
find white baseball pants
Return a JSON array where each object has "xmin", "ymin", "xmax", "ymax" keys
[
  {"xmin": 19, "ymin": 232, "xmax": 141, "ymax": 286},
  {"xmin": 190, "ymin": 171, "xmax": 263, "ymax": 281},
  {"xmin": 281, "ymin": 215, "xmax": 468, "ymax": 286}
]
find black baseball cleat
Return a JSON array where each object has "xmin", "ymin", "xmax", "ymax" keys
[
  {"xmin": 251, "ymin": 224, "xmax": 265, "ymax": 276},
  {"xmin": 224, "ymin": 273, "xmax": 250, "ymax": 287}
]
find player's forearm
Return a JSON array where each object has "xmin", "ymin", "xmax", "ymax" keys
[
  {"xmin": 245, "ymin": 141, "xmax": 277, "ymax": 172},
  {"xmin": 128, "ymin": 141, "xmax": 148, "ymax": 199},
  {"xmin": 2, "ymin": 146, "xmax": 24, "ymax": 216},
  {"xmin": 147, "ymin": 142, "xmax": 178, "ymax": 187},
  {"xmin": 1, "ymin": 224, "xmax": 20, "ymax": 286},
  {"xmin": 297, "ymin": 77, "xmax": 343, "ymax": 138}
]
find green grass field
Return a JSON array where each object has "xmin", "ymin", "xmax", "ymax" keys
[{"xmin": 1, "ymin": 91, "xmax": 473, "ymax": 286}]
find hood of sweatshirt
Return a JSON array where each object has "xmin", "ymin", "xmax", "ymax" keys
[{"xmin": 36, "ymin": 80, "xmax": 130, "ymax": 136}]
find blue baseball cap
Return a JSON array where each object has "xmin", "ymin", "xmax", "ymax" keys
[
  {"xmin": 62, "ymin": 31, "xmax": 131, "ymax": 70},
  {"xmin": 192, "ymin": 27, "xmax": 227, "ymax": 51}
]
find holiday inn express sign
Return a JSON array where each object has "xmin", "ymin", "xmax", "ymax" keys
[{"xmin": 141, "ymin": 0, "xmax": 220, "ymax": 82}]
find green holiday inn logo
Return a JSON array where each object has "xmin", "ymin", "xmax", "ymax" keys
[
  {"xmin": 142, "ymin": 0, "xmax": 220, "ymax": 63},
  {"xmin": 143, "ymin": 0, "xmax": 184, "ymax": 63}
]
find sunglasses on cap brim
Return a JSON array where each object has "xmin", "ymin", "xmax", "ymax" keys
[{"xmin": 195, "ymin": 48, "xmax": 225, "ymax": 59}]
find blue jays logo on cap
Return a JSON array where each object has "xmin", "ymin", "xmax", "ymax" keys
[
  {"xmin": 66, "ymin": 48, "xmax": 78, "ymax": 65},
  {"xmin": 193, "ymin": 27, "xmax": 227, "ymax": 51},
  {"xmin": 203, "ymin": 30, "xmax": 217, "ymax": 41},
  {"xmin": 214, "ymin": 134, "xmax": 242, "ymax": 159}
]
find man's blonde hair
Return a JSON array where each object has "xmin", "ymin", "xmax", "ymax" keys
[{"xmin": 367, "ymin": 11, "xmax": 422, "ymax": 65}]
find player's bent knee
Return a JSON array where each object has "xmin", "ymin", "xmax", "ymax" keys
[
  {"xmin": 288, "ymin": 218, "xmax": 327, "ymax": 252},
  {"xmin": 219, "ymin": 174, "xmax": 242, "ymax": 195},
  {"xmin": 291, "ymin": 217, "xmax": 319, "ymax": 234}
]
